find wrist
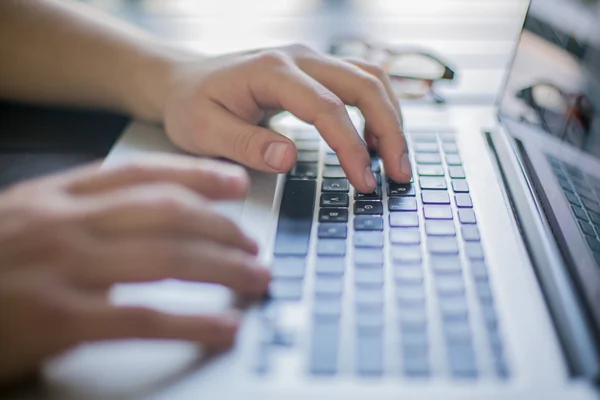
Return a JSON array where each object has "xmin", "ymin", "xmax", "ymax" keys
[{"xmin": 126, "ymin": 42, "xmax": 200, "ymax": 122}]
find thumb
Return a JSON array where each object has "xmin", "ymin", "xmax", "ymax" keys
[{"xmin": 194, "ymin": 103, "xmax": 297, "ymax": 173}]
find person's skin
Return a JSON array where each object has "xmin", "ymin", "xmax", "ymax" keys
[{"xmin": 0, "ymin": 0, "xmax": 412, "ymax": 386}]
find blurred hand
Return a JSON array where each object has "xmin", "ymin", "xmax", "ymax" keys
[
  {"xmin": 160, "ymin": 45, "xmax": 411, "ymax": 193},
  {"xmin": 0, "ymin": 155, "xmax": 270, "ymax": 385}
]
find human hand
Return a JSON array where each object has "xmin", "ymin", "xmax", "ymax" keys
[
  {"xmin": 0, "ymin": 155, "xmax": 270, "ymax": 386},
  {"xmin": 151, "ymin": 44, "xmax": 411, "ymax": 193}
]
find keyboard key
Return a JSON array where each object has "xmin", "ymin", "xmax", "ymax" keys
[
  {"xmin": 420, "ymin": 177, "xmax": 447, "ymax": 190},
  {"xmin": 476, "ymin": 281, "xmax": 494, "ymax": 303},
  {"xmin": 314, "ymin": 298, "xmax": 342, "ymax": 320},
  {"xmin": 395, "ymin": 268, "xmax": 425, "ymax": 285},
  {"xmin": 455, "ymin": 193, "xmax": 473, "ymax": 208},
  {"xmin": 425, "ymin": 220, "xmax": 456, "ymax": 236},
  {"xmin": 274, "ymin": 180, "xmax": 316, "ymax": 256},
  {"xmin": 452, "ymin": 179, "xmax": 469, "ymax": 193},
  {"xmin": 403, "ymin": 358, "xmax": 431, "ymax": 377},
  {"xmin": 427, "ymin": 237, "xmax": 459, "ymax": 254},
  {"xmin": 461, "ymin": 225, "xmax": 480, "ymax": 241},
  {"xmin": 564, "ymin": 190, "xmax": 581, "ymax": 206},
  {"xmin": 411, "ymin": 134, "xmax": 437, "ymax": 142},
  {"xmin": 391, "ymin": 245, "xmax": 422, "ymax": 264},
  {"xmin": 424, "ymin": 205, "xmax": 453, "ymax": 220},
  {"xmin": 446, "ymin": 154, "xmax": 463, "ymax": 166},
  {"xmin": 390, "ymin": 227, "xmax": 421, "ymax": 245},
  {"xmin": 571, "ymin": 204, "xmax": 588, "ymax": 221},
  {"xmin": 355, "ymin": 248, "xmax": 384, "ymax": 266},
  {"xmin": 586, "ymin": 235, "xmax": 600, "ymax": 253},
  {"xmin": 322, "ymin": 178, "xmax": 349, "ymax": 193},
  {"xmin": 315, "ymin": 276, "xmax": 344, "ymax": 296},
  {"xmin": 422, "ymin": 190, "xmax": 450, "ymax": 204},
  {"xmin": 318, "ymin": 223, "xmax": 347, "ymax": 239},
  {"xmin": 430, "ymin": 256, "xmax": 462, "ymax": 275},
  {"xmin": 290, "ymin": 162, "xmax": 318, "ymax": 179},
  {"xmin": 439, "ymin": 297, "xmax": 469, "ymax": 320},
  {"xmin": 465, "ymin": 242, "xmax": 485, "ymax": 260},
  {"xmin": 470, "ymin": 261, "xmax": 488, "ymax": 281},
  {"xmin": 355, "ymin": 201, "xmax": 383, "ymax": 215},
  {"xmin": 448, "ymin": 345, "xmax": 478, "ymax": 378},
  {"xmin": 354, "ymin": 231, "xmax": 384, "ymax": 248},
  {"xmin": 396, "ymin": 286, "xmax": 426, "ymax": 307},
  {"xmin": 270, "ymin": 279, "xmax": 303, "ymax": 301},
  {"xmin": 413, "ymin": 142, "xmax": 439, "ymax": 153},
  {"xmin": 389, "ymin": 197, "xmax": 418, "ymax": 211},
  {"xmin": 398, "ymin": 308, "xmax": 428, "ymax": 328},
  {"xmin": 271, "ymin": 258, "xmax": 305, "ymax": 279},
  {"xmin": 481, "ymin": 303, "xmax": 498, "ymax": 330},
  {"xmin": 448, "ymin": 166, "xmax": 466, "ymax": 179},
  {"xmin": 355, "ymin": 188, "xmax": 382, "ymax": 201},
  {"xmin": 442, "ymin": 142, "xmax": 459, "ymax": 154},
  {"xmin": 315, "ymin": 258, "xmax": 345, "ymax": 278},
  {"xmin": 388, "ymin": 182, "xmax": 416, "ymax": 197},
  {"xmin": 324, "ymin": 153, "xmax": 340, "ymax": 166},
  {"xmin": 323, "ymin": 166, "xmax": 346, "ymax": 178},
  {"xmin": 317, "ymin": 239, "xmax": 346, "ymax": 257},
  {"xmin": 310, "ymin": 321, "xmax": 339, "ymax": 375},
  {"xmin": 582, "ymin": 197, "xmax": 600, "ymax": 215},
  {"xmin": 418, "ymin": 165, "xmax": 445, "ymax": 176},
  {"xmin": 458, "ymin": 209, "xmax": 477, "ymax": 224},
  {"xmin": 436, "ymin": 276, "xmax": 465, "ymax": 296},
  {"xmin": 371, "ymin": 158, "xmax": 381, "ymax": 173},
  {"xmin": 319, "ymin": 208, "xmax": 349, "ymax": 223},
  {"xmin": 355, "ymin": 288, "xmax": 384, "ymax": 309},
  {"xmin": 354, "ymin": 216, "xmax": 384, "ymax": 231},
  {"xmin": 355, "ymin": 269, "xmax": 384, "ymax": 287},
  {"xmin": 416, "ymin": 153, "xmax": 442, "ymax": 164},
  {"xmin": 390, "ymin": 212, "xmax": 419, "ymax": 227},
  {"xmin": 297, "ymin": 151, "xmax": 319, "ymax": 163},
  {"xmin": 296, "ymin": 140, "xmax": 320, "ymax": 151},
  {"xmin": 320, "ymin": 193, "xmax": 349, "ymax": 207},
  {"xmin": 357, "ymin": 333, "xmax": 384, "ymax": 375},
  {"xmin": 356, "ymin": 311, "xmax": 384, "ymax": 334}
]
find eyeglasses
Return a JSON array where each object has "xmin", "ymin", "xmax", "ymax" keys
[
  {"xmin": 330, "ymin": 37, "xmax": 456, "ymax": 104},
  {"xmin": 516, "ymin": 83, "xmax": 595, "ymax": 145}
]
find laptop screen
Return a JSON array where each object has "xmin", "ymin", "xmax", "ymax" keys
[{"xmin": 499, "ymin": 0, "xmax": 600, "ymax": 153}]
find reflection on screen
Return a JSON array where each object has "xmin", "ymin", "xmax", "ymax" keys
[{"xmin": 500, "ymin": 0, "xmax": 600, "ymax": 154}]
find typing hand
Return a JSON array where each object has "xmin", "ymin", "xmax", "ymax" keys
[
  {"xmin": 0, "ymin": 155, "xmax": 269, "ymax": 385},
  {"xmin": 157, "ymin": 45, "xmax": 412, "ymax": 193}
]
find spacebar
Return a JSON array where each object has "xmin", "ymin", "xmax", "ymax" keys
[{"xmin": 273, "ymin": 179, "xmax": 317, "ymax": 256}]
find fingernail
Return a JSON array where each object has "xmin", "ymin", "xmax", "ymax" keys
[
  {"xmin": 364, "ymin": 166, "xmax": 377, "ymax": 190},
  {"xmin": 400, "ymin": 153, "xmax": 413, "ymax": 178},
  {"xmin": 264, "ymin": 142, "xmax": 290, "ymax": 170}
]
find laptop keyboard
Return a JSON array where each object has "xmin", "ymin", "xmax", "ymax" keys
[
  {"xmin": 547, "ymin": 154, "xmax": 600, "ymax": 267},
  {"xmin": 262, "ymin": 129, "xmax": 509, "ymax": 380}
]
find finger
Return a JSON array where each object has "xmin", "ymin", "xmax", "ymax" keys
[
  {"xmin": 249, "ymin": 52, "xmax": 376, "ymax": 193},
  {"xmin": 66, "ymin": 155, "xmax": 249, "ymax": 200},
  {"xmin": 297, "ymin": 56, "xmax": 412, "ymax": 183},
  {"xmin": 78, "ymin": 183, "xmax": 258, "ymax": 254},
  {"xmin": 188, "ymin": 101, "xmax": 297, "ymax": 173},
  {"xmin": 76, "ymin": 239, "xmax": 270, "ymax": 295},
  {"xmin": 77, "ymin": 304, "xmax": 240, "ymax": 349}
]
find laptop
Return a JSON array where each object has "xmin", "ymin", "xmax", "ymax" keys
[{"xmin": 40, "ymin": 0, "xmax": 600, "ymax": 398}]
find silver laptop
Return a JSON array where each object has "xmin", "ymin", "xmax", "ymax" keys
[{"xmin": 40, "ymin": 0, "xmax": 600, "ymax": 398}]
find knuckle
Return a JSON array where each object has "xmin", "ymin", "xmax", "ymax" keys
[
  {"xmin": 232, "ymin": 127, "xmax": 262, "ymax": 160},
  {"xmin": 284, "ymin": 43, "xmax": 314, "ymax": 56},
  {"xmin": 360, "ymin": 73, "xmax": 385, "ymax": 94},
  {"xmin": 362, "ymin": 62, "xmax": 388, "ymax": 80},
  {"xmin": 256, "ymin": 50, "xmax": 290, "ymax": 68},
  {"xmin": 315, "ymin": 91, "xmax": 345, "ymax": 116}
]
